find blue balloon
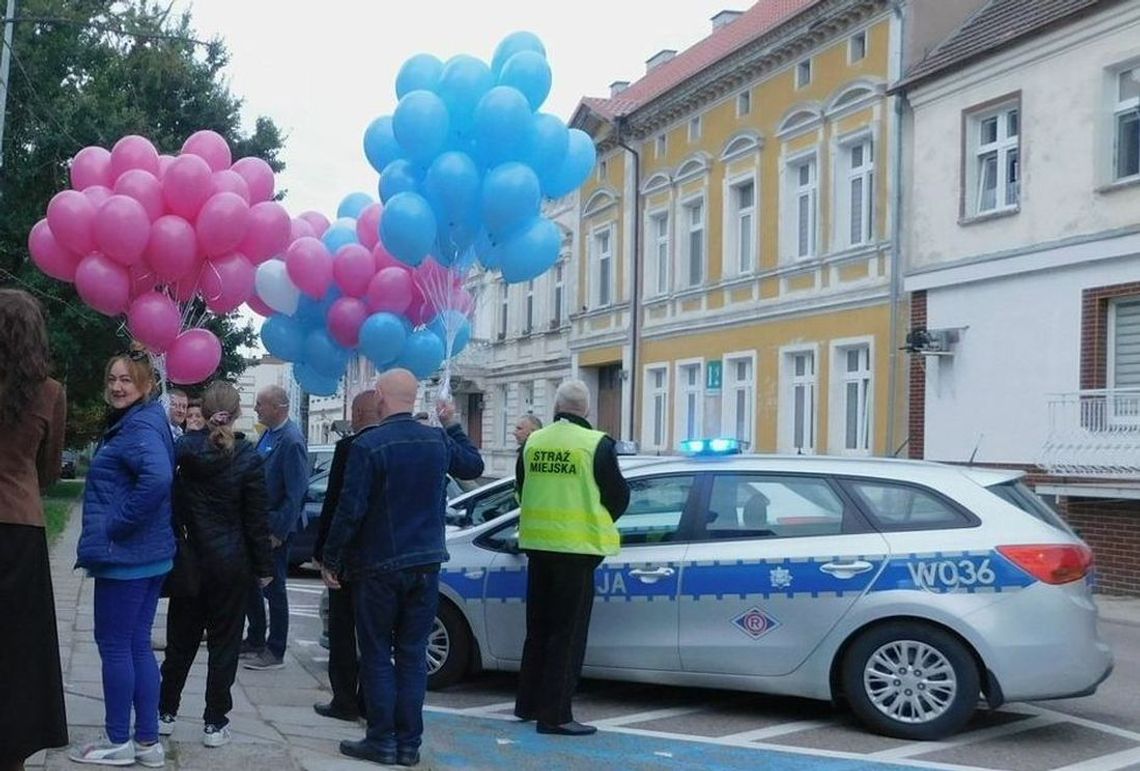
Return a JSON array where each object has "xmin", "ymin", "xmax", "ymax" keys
[
  {"xmin": 491, "ymin": 31, "xmax": 546, "ymax": 78},
  {"xmin": 429, "ymin": 310, "xmax": 471, "ymax": 357},
  {"xmin": 528, "ymin": 113, "xmax": 570, "ymax": 185},
  {"xmin": 392, "ymin": 90, "xmax": 449, "ymax": 164},
  {"xmin": 499, "ymin": 216, "xmax": 560, "ymax": 283},
  {"xmin": 337, "ymin": 192, "xmax": 373, "ymax": 220},
  {"xmin": 304, "ymin": 328, "xmax": 351, "ymax": 379},
  {"xmin": 380, "ymin": 192, "xmax": 437, "ymax": 267},
  {"xmin": 380, "ymin": 159, "xmax": 424, "ymax": 203},
  {"xmin": 359, "ymin": 312, "xmax": 407, "ymax": 367},
  {"xmin": 396, "ymin": 53, "xmax": 444, "ymax": 98},
  {"xmin": 293, "ymin": 362, "xmax": 340, "ymax": 397},
  {"xmin": 542, "ymin": 128, "xmax": 597, "ymax": 199},
  {"xmin": 498, "ymin": 51, "xmax": 551, "ymax": 111},
  {"xmin": 363, "ymin": 116, "xmax": 402, "ymax": 174},
  {"xmin": 293, "ymin": 287, "xmax": 339, "ymax": 329},
  {"xmin": 482, "ymin": 162, "xmax": 541, "ymax": 239},
  {"xmin": 423, "ymin": 152, "xmax": 481, "ymax": 222},
  {"xmin": 322, "ymin": 221, "xmax": 358, "ymax": 254},
  {"xmin": 475, "ymin": 229, "xmax": 503, "ymax": 270},
  {"xmin": 397, "ymin": 329, "xmax": 445, "ymax": 379},
  {"xmin": 474, "ymin": 87, "xmax": 536, "ymax": 167},
  {"xmin": 261, "ymin": 314, "xmax": 305, "ymax": 362},
  {"xmin": 437, "ymin": 55, "xmax": 494, "ymax": 138}
]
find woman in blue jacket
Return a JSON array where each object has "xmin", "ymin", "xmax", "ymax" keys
[{"xmin": 70, "ymin": 350, "xmax": 175, "ymax": 768}]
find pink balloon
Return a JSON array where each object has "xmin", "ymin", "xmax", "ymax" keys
[
  {"xmin": 200, "ymin": 252, "xmax": 255, "ymax": 313},
  {"xmin": 196, "ymin": 192, "xmax": 250, "ymax": 257},
  {"xmin": 366, "ymin": 266, "xmax": 413, "ymax": 315},
  {"xmin": 70, "ymin": 146, "xmax": 113, "ymax": 191},
  {"xmin": 450, "ymin": 286, "xmax": 476, "ymax": 317},
  {"xmin": 247, "ymin": 294, "xmax": 275, "ymax": 317},
  {"xmin": 46, "ymin": 190, "xmax": 96, "ymax": 256},
  {"xmin": 110, "ymin": 134, "xmax": 160, "ymax": 181},
  {"xmin": 113, "ymin": 169, "xmax": 164, "ymax": 221},
  {"xmin": 239, "ymin": 201, "xmax": 291, "ymax": 264},
  {"xmin": 231, "ymin": 157, "xmax": 275, "ymax": 203},
  {"xmin": 128, "ymin": 292, "xmax": 180, "ymax": 352},
  {"xmin": 129, "ymin": 265, "xmax": 158, "ymax": 299},
  {"xmin": 405, "ymin": 281, "xmax": 431, "ymax": 326},
  {"xmin": 372, "ymin": 242, "xmax": 399, "ymax": 272},
  {"xmin": 355, "ymin": 203, "xmax": 382, "ymax": 249},
  {"xmin": 172, "ymin": 266, "xmax": 203, "ymax": 303},
  {"xmin": 290, "ymin": 218, "xmax": 315, "ymax": 242},
  {"xmin": 209, "ymin": 169, "xmax": 251, "ymax": 203},
  {"xmin": 145, "ymin": 215, "xmax": 199, "ymax": 282},
  {"xmin": 75, "ymin": 253, "xmax": 130, "ymax": 316},
  {"xmin": 298, "ymin": 210, "xmax": 330, "ymax": 238},
  {"xmin": 327, "ymin": 297, "xmax": 369, "ymax": 348},
  {"xmin": 157, "ymin": 154, "xmax": 176, "ymax": 179},
  {"xmin": 163, "ymin": 154, "xmax": 213, "ymax": 220},
  {"xmin": 285, "ymin": 237, "xmax": 333, "ymax": 299},
  {"xmin": 28, "ymin": 219, "xmax": 80, "ymax": 282},
  {"xmin": 166, "ymin": 328, "xmax": 222, "ymax": 385},
  {"xmin": 83, "ymin": 185, "xmax": 113, "ymax": 209},
  {"xmin": 181, "ymin": 130, "xmax": 232, "ymax": 172},
  {"xmin": 332, "ymin": 243, "xmax": 376, "ymax": 298},
  {"xmin": 94, "ymin": 195, "xmax": 151, "ymax": 265}
]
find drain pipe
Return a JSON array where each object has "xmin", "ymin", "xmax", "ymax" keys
[
  {"xmin": 885, "ymin": 0, "xmax": 907, "ymax": 454},
  {"xmin": 615, "ymin": 117, "xmax": 641, "ymax": 443}
]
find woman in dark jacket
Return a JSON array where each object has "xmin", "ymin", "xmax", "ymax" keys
[
  {"xmin": 158, "ymin": 381, "xmax": 273, "ymax": 748},
  {"xmin": 71, "ymin": 349, "xmax": 174, "ymax": 768}
]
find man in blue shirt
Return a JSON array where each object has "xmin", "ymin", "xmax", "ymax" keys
[{"xmin": 242, "ymin": 385, "xmax": 308, "ymax": 670}]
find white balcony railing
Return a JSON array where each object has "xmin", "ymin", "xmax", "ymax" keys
[{"xmin": 1039, "ymin": 388, "xmax": 1140, "ymax": 478}]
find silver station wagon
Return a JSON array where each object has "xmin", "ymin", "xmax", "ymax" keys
[{"xmin": 426, "ymin": 444, "xmax": 1113, "ymax": 740}]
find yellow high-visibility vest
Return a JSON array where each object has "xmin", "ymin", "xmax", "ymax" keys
[{"xmin": 518, "ymin": 420, "xmax": 619, "ymax": 556}]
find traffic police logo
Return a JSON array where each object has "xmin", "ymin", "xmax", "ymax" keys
[{"xmin": 731, "ymin": 607, "xmax": 780, "ymax": 640}]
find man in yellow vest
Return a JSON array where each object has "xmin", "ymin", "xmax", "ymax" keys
[{"xmin": 513, "ymin": 379, "xmax": 629, "ymax": 736}]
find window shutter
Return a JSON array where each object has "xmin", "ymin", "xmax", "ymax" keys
[{"xmin": 1114, "ymin": 299, "xmax": 1140, "ymax": 388}]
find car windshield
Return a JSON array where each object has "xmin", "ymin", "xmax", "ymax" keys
[{"xmin": 987, "ymin": 480, "xmax": 1073, "ymax": 533}]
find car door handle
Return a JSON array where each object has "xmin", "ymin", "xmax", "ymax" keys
[
  {"xmin": 628, "ymin": 567, "xmax": 675, "ymax": 583},
  {"xmin": 819, "ymin": 560, "xmax": 874, "ymax": 578},
  {"xmin": 462, "ymin": 570, "xmax": 485, "ymax": 580}
]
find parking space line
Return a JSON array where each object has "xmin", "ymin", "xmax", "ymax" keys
[
  {"xmin": 458, "ymin": 700, "xmax": 518, "ymax": 715},
  {"xmin": 591, "ymin": 704, "xmax": 711, "ymax": 727},
  {"xmin": 1020, "ymin": 705, "xmax": 1140, "ymax": 743},
  {"xmin": 714, "ymin": 719, "xmax": 833, "ymax": 741},
  {"xmin": 868, "ymin": 713, "xmax": 1061, "ymax": 760},
  {"xmin": 1049, "ymin": 746, "xmax": 1140, "ymax": 771}
]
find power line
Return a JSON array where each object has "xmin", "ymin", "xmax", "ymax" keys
[{"xmin": 0, "ymin": 14, "xmax": 214, "ymax": 48}]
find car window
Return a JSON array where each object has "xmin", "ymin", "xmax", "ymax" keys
[
  {"xmin": 307, "ymin": 474, "xmax": 329, "ymax": 502},
  {"xmin": 468, "ymin": 485, "xmax": 519, "ymax": 527},
  {"xmin": 617, "ymin": 475, "xmax": 695, "ymax": 546},
  {"xmin": 845, "ymin": 479, "xmax": 972, "ymax": 530},
  {"xmin": 477, "ymin": 518, "xmax": 521, "ymax": 553},
  {"xmin": 702, "ymin": 474, "xmax": 845, "ymax": 540},
  {"xmin": 987, "ymin": 480, "xmax": 1073, "ymax": 533}
]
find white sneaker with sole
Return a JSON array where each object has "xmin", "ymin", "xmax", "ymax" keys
[
  {"xmin": 134, "ymin": 740, "xmax": 165, "ymax": 768},
  {"xmin": 68, "ymin": 737, "xmax": 135, "ymax": 766},
  {"xmin": 158, "ymin": 713, "xmax": 175, "ymax": 736},
  {"xmin": 203, "ymin": 723, "xmax": 232, "ymax": 748}
]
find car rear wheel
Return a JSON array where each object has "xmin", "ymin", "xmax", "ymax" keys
[
  {"xmin": 842, "ymin": 621, "xmax": 979, "ymax": 740},
  {"xmin": 426, "ymin": 601, "xmax": 471, "ymax": 690}
]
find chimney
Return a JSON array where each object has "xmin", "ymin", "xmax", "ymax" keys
[
  {"xmin": 711, "ymin": 10, "xmax": 743, "ymax": 31},
  {"xmin": 610, "ymin": 80, "xmax": 630, "ymax": 97},
  {"xmin": 646, "ymin": 49, "xmax": 677, "ymax": 73}
]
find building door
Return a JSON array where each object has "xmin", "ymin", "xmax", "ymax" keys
[
  {"xmin": 466, "ymin": 393, "xmax": 483, "ymax": 447},
  {"xmin": 597, "ymin": 364, "xmax": 622, "ymax": 437}
]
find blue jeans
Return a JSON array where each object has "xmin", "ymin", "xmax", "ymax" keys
[
  {"xmin": 93, "ymin": 575, "xmax": 165, "ymax": 744},
  {"xmin": 353, "ymin": 568, "xmax": 439, "ymax": 754},
  {"xmin": 245, "ymin": 541, "xmax": 290, "ymax": 658}
]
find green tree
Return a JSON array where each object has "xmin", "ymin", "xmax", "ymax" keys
[{"xmin": 0, "ymin": 0, "xmax": 285, "ymax": 446}]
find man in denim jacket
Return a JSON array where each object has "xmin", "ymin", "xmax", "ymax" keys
[{"xmin": 321, "ymin": 369, "xmax": 483, "ymax": 767}]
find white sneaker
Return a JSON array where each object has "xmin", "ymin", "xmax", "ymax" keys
[
  {"xmin": 134, "ymin": 740, "xmax": 166, "ymax": 768},
  {"xmin": 203, "ymin": 723, "xmax": 231, "ymax": 748},
  {"xmin": 158, "ymin": 713, "xmax": 176, "ymax": 736},
  {"xmin": 68, "ymin": 737, "xmax": 135, "ymax": 766}
]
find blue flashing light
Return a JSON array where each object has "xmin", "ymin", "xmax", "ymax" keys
[{"xmin": 679, "ymin": 437, "xmax": 743, "ymax": 456}]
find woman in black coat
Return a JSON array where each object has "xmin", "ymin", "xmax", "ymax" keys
[{"xmin": 158, "ymin": 381, "xmax": 273, "ymax": 748}]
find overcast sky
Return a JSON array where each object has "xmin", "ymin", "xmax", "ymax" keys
[{"xmin": 171, "ymin": 0, "xmax": 753, "ymax": 217}]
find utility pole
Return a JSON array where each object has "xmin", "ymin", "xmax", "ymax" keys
[{"xmin": 0, "ymin": 0, "xmax": 16, "ymax": 174}]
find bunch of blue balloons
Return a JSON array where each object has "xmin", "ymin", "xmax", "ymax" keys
[{"xmin": 363, "ymin": 31, "xmax": 596, "ymax": 282}]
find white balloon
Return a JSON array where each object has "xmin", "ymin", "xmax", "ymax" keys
[{"xmin": 255, "ymin": 259, "xmax": 300, "ymax": 316}]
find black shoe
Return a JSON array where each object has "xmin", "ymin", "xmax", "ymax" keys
[
  {"xmin": 513, "ymin": 709, "xmax": 536, "ymax": 722},
  {"xmin": 339, "ymin": 739, "xmax": 395, "ymax": 765},
  {"xmin": 536, "ymin": 721, "xmax": 597, "ymax": 736},
  {"xmin": 396, "ymin": 749, "xmax": 421, "ymax": 767},
  {"xmin": 314, "ymin": 702, "xmax": 359, "ymax": 722}
]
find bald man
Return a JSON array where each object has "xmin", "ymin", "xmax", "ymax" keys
[
  {"xmin": 322, "ymin": 369, "xmax": 484, "ymax": 767},
  {"xmin": 312, "ymin": 390, "xmax": 382, "ymax": 721}
]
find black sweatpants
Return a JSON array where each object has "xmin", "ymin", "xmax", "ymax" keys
[
  {"xmin": 326, "ymin": 582, "xmax": 365, "ymax": 715},
  {"xmin": 514, "ymin": 551, "xmax": 602, "ymax": 726},
  {"xmin": 159, "ymin": 573, "xmax": 248, "ymax": 727}
]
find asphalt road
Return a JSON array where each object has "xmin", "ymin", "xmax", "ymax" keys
[{"xmin": 285, "ymin": 576, "xmax": 1140, "ymax": 771}]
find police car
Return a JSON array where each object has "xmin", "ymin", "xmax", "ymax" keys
[{"xmin": 427, "ymin": 440, "xmax": 1113, "ymax": 740}]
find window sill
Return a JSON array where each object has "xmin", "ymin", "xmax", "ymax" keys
[
  {"xmin": 1096, "ymin": 176, "xmax": 1140, "ymax": 195},
  {"xmin": 958, "ymin": 207, "xmax": 1019, "ymax": 227}
]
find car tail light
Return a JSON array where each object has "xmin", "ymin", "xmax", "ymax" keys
[{"xmin": 997, "ymin": 544, "xmax": 1094, "ymax": 585}]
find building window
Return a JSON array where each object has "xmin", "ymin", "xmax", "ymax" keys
[
  {"xmin": 597, "ymin": 159, "xmax": 608, "ymax": 182},
  {"xmin": 782, "ymin": 350, "xmax": 816, "ymax": 453},
  {"xmin": 840, "ymin": 138, "xmax": 874, "ymax": 247},
  {"xmin": 649, "ymin": 211, "xmax": 670, "ymax": 295},
  {"xmin": 849, "ymin": 31, "xmax": 867, "ymax": 62},
  {"xmin": 552, "ymin": 262, "xmax": 564, "ymax": 326},
  {"xmin": 737, "ymin": 90, "xmax": 751, "ymax": 117},
  {"xmin": 968, "ymin": 104, "xmax": 1019, "ymax": 215},
  {"xmin": 1109, "ymin": 298, "xmax": 1140, "ymax": 389},
  {"xmin": 524, "ymin": 280, "xmax": 534, "ymax": 333},
  {"xmin": 498, "ymin": 385, "xmax": 509, "ymax": 446},
  {"xmin": 520, "ymin": 381, "xmax": 533, "ymax": 411},
  {"xmin": 592, "ymin": 227, "xmax": 613, "ymax": 306},
  {"xmin": 723, "ymin": 354, "xmax": 755, "ymax": 446},
  {"xmin": 675, "ymin": 361, "xmax": 703, "ymax": 441},
  {"xmin": 682, "ymin": 198, "xmax": 705, "ymax": 287},
  {"xmin": 689, "ymin": 116, "xmax": 702, "ymax": 142},
  {"xmin": 498, "ymin": 283, "xmax": 508, "ymax": 339},
  {"xmin": 643, "ymin": 365, "xmax": 669, "ymax": 450},
  {"xmin": 728, "ymin": 179, "xmax": 756, "ymax": 273},
  {"xmin": 785, "ymin": 156, "xmax": 818, "ymax": 259},
  {"xmin": 836, "ymin": 344, "xmax": 872, "ymax": 452},
  {"xmin": 796, "ymin": 58, "xmax": 812, "ymax": 89},
  {"xmin": 656, "ymin": 133, "xmax": 667, "ymax": 158},
  {"xmin": 1115, "ymin": 67, "xmax": 1140, "ymax": 180}
]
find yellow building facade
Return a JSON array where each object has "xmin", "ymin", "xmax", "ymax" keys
[{"xmin": 571, "ymin": 0, "xmax": 907, "ymax": 455}]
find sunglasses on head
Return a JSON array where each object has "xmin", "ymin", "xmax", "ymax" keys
[{"xmin": 123, "ymin": 349, "xmax": 150, "ymax": 362}]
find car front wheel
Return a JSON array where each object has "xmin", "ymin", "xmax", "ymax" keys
[
  {"xmin": 426, "ymin": 601, "xmax": 471, "ymax": 690},
  {"xmin": 842, "ymin": 621, "xmax": 980, "ymax": 740}
]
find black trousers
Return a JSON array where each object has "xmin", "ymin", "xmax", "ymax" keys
[
  {"xmin": 327, "ymin": 582, "xmax": 365, "ymax": 715},
  {"xmin": 514, "ymin": 551, "xmax": 602, "ymax": 726},
  {"xmin": 159, "ymin": 573, "xmax": 248, "ymax": 727}
]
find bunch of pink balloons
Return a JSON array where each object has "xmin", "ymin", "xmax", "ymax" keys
[{"xmin": 28, "ymin": 131, "xmax": 289, "ymax": 384}]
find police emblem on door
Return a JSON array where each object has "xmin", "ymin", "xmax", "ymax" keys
[{"xmin": 731, "ymin": 607, "xmax": 780, "ymax": 640}]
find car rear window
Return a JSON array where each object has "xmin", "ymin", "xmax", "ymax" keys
[
  {"xmin": 987, "ymin": 481, "xmax": 1073, "ymax": 533},
  {"xmin": 845, "ymin": 479, "xmax": 974, "ymax": 531}
]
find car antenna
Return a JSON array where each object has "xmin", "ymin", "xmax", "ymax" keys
[{"xmin": 968, "ymin": 433, "xmax": 984, "ymax": 464}]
